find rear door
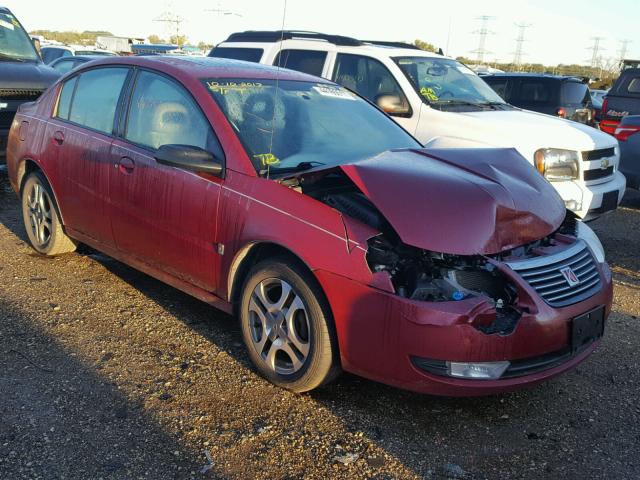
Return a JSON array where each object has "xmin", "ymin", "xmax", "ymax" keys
[
  {"xmin": 109, "ymin": 69, "xmax": 224, "ymax": 291},
  {"xmin": 52, "ymin": 66, "xmax": 130, "ymax": 247}
]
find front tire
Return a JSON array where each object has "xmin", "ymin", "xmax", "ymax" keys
[
  {"xmin": 239, "ymin": 257, "xmax": 340, "ymax": 392},
  {"xmin": 21, "ymin": 171, "xmax": 77, "ymax": 256}
]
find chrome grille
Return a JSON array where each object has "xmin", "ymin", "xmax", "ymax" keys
[{"xmin": 507, "ymin": 240, "xmax": 601, "ymax": 308}]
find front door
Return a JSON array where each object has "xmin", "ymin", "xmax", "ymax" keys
[{"xmin": 109, "ymin": 70, "xmax": 224, "ymax": 291}]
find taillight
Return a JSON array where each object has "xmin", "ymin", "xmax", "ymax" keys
[
  {"xmin": 556, "ymin": 107, "xmax": 566, "ymax": 118},
  {"xmin": 601, "ymin": 120, "xmax": 620, "ymax": 135},
  {"xmin": 614, "ymin": 124, "xmax": 640, "ymax": 141}
]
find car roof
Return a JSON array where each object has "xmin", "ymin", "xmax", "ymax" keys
[
  {"xmin": 0, "ymin": 6, "xmax": 10, "ymax": 13},
  {"xmin": 216, "ymin": 30, "xmax": 446, "ymax": 59},
  {"xmin": 70, "ymin": 55, "xmax": 336, "ymax": 83}
]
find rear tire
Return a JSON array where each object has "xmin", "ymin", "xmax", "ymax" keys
[
  {"xmin": 239, "ymin": 257, "xmax": 341, "ymax": 392},
  {"xmin": 21, "ymin": 171, "xmax": 77, "ymax": 256}
]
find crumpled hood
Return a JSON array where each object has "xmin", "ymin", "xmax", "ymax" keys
[
  {"xmin": 339, "ymin": 148, "xmax": 566, "ymax": 255},
  {"xmin": 0, "ymin": 61, "xmax": 60, "ymax": 90}
]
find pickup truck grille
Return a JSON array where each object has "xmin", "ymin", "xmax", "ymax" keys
[
  {"xmin": 582, "ymin": 148, "xmax": 615, "ymax": 161},
  {"xmin": 584, "ymin": 166, "xmax": 614, "ymax": 181},
  {"xmin": 508, "ymin": 241, "xmax": 601, "ymax": 308},
  {"xmin": 0, "ymin": 88, "xmax": 45, "ymax": 101}
]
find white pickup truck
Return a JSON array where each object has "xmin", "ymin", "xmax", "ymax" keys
[{"xmin": 209, "ymin": 30, "xmax": 626, "ymax": 220}]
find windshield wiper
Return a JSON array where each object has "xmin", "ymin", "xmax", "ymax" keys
[
  {"xmin": 0, "ymin": 53, "xmax": 25, "ymax": 62},
  {"xmin": 263, "ymin": 161, "xmax": 326, "ymax": 176}
]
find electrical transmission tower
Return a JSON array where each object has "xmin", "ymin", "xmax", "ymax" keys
[
  {"xmin": 618, "ymin": 39, "xmax": 632, "ymax": 62},
  {"xmin": 154, "ymin": 11, "xmax": 185, "ymax": 47},
  {"xmin": 512, "ymin": 22, "xmax": 532, "ymax": 67},
  {"xmin": 587, "ymin": 37, "xmax": 605, "ymax": 68},
  {"xmin": 471, "ymin": 15, "xmax": 495, "ymax": 64}
]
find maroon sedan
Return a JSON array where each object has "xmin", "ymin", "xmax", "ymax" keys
[{"xmin": 6, "ymin": 57, "xmax": 612, "ymax": 395}]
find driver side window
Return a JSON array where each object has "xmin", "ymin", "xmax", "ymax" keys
[{"xmin": 332, "ymin": 54, "xmax": 409, "ymax": 115}]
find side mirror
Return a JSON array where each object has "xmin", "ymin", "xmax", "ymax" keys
[
  {"xmin": 154, "ymin": 144, "xmax": 223, "ymax": 175},
  {"xmin": 375, "ymin": 95, "xmax": 410, "ymax": 116}
]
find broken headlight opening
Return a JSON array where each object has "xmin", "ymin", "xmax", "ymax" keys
[{"xmin": 366, "ymin": 234, "xmax": 522, "ymax": 335}]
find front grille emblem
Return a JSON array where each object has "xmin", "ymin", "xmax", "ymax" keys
[
  {"xmin": 600, "ymin": 159, "xmax": 610, "ymax": 169},
  {"xmin": 560, "ymin": 266, "xmax": 580, "ymax": 287}
]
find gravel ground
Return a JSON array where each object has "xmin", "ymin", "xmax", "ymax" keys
[{"xmin": 1, "ymin": 165, "xmax": 639, "ymax": 480}]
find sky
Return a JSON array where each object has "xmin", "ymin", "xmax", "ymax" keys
[{"xmin": 5, "ymin": 0, "xmax": 639, "ymax": 66}]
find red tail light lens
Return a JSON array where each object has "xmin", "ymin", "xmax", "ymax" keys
[
  {"xmin": 614, "ymin": 124, "xmax": 640, "ymax": 141},
  {"xmin": 600, "ymin": 120, "xmax": 620, "ymax": 135}
]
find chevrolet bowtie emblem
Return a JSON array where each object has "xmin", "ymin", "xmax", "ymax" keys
[{"xmin": 600, "ymin": 158, "xmax": 610, "ymax": 169}]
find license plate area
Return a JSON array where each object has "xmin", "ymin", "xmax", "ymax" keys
[{"xmin": 571, "ymin": 306, "xmax": 605, "ymax": 353}]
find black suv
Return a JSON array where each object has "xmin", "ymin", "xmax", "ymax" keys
[
  {"xmin": 483, "ymin": 73, "xmax": 593, "ymax": 125},
  {"xmin": 0, "ymin": 7, "xmax": 59, "ymax": 160}
]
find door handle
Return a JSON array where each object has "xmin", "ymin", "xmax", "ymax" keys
[
  {"xmin": 53, "ymin": 130, "xmax": 64, "ymax": 145},
  {"xmin": 117, "ymin": 156, "xmax": 135, "ymax": 174}
]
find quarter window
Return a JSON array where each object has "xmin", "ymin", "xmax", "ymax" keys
[
  {"xmin": 56, "ymin": 76, "xmax": 78, "ymax": 120},
  {"xmin": 273, "ymin": 50, "xmax": 327, "ymax": 77},
  {"xmin": 628, "ymin": 77, "xmax": 640, "ymax": 94},
  {"xmin": 68, "ymin": 68, "xmax": 129, "ymax": 134},
  {"xmin": 125, "ymin": 71, "xmax": 215, "ymax": 151}
]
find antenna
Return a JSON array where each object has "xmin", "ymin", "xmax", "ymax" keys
[
  {"xmin": 267, "ymin": 0, "xmax": 288, "ymax": 179},
  {"xmin": 512, "ymin": 22, "xmax": 532, "ymax": 68},
  {"xmin": 154, "ymin": 11, "xmax": 185, "ymax": 47},
  {"xmin": 471, "ymin": 15, "xmax": 495, "ymax": 64}
]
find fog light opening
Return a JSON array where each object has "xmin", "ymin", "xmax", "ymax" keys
[{"xmin": 447, "ymin": 361, "xmax": 510, "ymax": 380}]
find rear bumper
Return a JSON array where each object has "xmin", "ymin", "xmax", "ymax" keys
[{"xmin": 315, "ymin": 262, "xmax": 613, "ymax": 396}]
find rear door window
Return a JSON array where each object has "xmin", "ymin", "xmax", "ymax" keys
[
  {"xmin": 68, "ymin": 67, "xmax": 129, "ymax": 134},
  {"xmin": 484, "ymin": 77, "xmax": 510, "ymax": 101},
  {"xmin": 124, "ymin": 70, "xmax": 220, "ymax": 154},
  {"xmin": 273, "ymin": 49, "xmax": 327, "ymax": 77},
  {"xmin": 209, "ymin": 47, "xmax": 263, "ymax": 63},
  {"xmin": 561, "ymin": 81, "xmax": 589, "ymax": 105},
  {"xmin": 515, "ymin": 79, "xmax": 554, "ymax": 104},
  {"xmin": 332, "ymin": 54, "xmax": 408, "ymax": 107}
]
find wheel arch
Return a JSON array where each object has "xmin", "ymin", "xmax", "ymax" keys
[{"xmin": 18, "ymin": 158, "xmax": 67, "ymax": 226}]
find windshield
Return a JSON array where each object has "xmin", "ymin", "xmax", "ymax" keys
[
  {"xmin": 205, "ymin": 79, "xmax": 419, "ymax": 175},
  {"xmin": 394, "ymin": 57, "xmax": 505, "ymax": 106},
  {"xmin": 0, "ymin": 12, "xmax": 39, "ymax": 61}
]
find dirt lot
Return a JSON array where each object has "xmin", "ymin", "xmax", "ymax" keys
[{"xmin": 1, "ymin": 165, "xmax": 639, "ymax": 480}]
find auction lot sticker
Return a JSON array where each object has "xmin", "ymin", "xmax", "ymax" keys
[{"xmin": 313, "ymin": 85, "xmax": 356, "ymax": 100}]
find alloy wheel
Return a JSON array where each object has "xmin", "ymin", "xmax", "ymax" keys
[
  {"xmin": 247, "ymin": 278, "xmax": 311, "ymax": 375},
  {"xmin": 26, "ymin": 181, "xmax": 53, "ymax": 248}
]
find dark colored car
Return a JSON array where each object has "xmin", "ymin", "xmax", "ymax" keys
[
  {"xmin": 49, "ymin": 55, "xmax": 101, "ymax": 75},
  {"xmin": 483, "ymin": 73, "xmax": 594, "ymax": 124},
  {"xmin": 0, "ymin": 7, "xmax": 59, "ymax": 160},
  {"xmin": 7, "ymin": 56, "xmax": 612, "ymax": 396},
  {"xmin": 599, "ymin": 68, "xmax": 640, "ymax": 136},
  {"xmin": 614, "ymin": 115, "xmax": 640, "ymax": 189}
]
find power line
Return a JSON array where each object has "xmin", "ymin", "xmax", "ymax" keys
[
  {"xmin": 471, "ymin": 15, "xmax": 495, "ymax": 64},
  {"xmin": 154, "ymin": 11, "xmax": 185, "ymax": 47},
  {"xmin": 512, "ymin": 22, "xmax": 532, "ymax": 67}
]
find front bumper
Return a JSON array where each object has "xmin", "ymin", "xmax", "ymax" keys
[
  {"xmin": 552, "ymin": 172, "xmax": 626, "ymax": 220},
  {"xmin": 315, "ymin": 261, "xmax": 613, "ymax": 396}
]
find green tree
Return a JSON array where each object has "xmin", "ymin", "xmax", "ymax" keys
[
  {"xmin": 197, "ymin": 41, "xmax": 213, "ymax": 52},
  {"xmin": 170, "ymin": 34, "xmax": 188, "ymax": 47},
  {"xmin": 148, "ymin": 34, "xmax": 165, "ymax": 44},
  {"xmin": 413, "ymin": 39, "xmax": 437, "ymax": 53}
]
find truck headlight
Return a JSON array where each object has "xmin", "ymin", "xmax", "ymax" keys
[{"xmin": 534, "ymin": 148, "xmax": 580, "ymax": 181}]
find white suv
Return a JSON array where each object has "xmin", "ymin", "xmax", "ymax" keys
[{"xmin": 210, "ymin": 31, "xmax": 626, "ymax": 220}]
